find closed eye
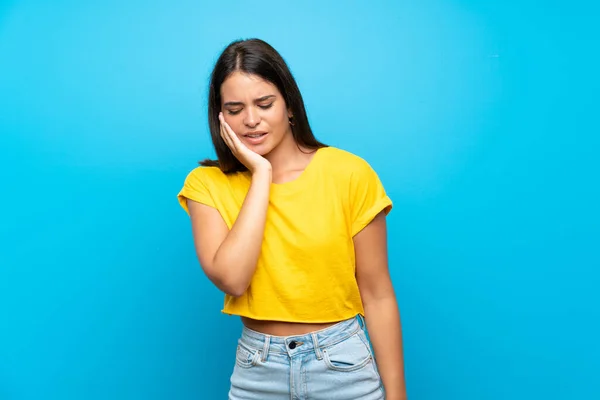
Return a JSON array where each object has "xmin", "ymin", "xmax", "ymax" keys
[{"xmin": 226, "ymin": 103, "xmax": 273, "ymax": 115}]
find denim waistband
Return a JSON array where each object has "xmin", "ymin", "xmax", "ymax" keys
[{"xmin": 239, "ymin": 315, "xmax": 365, "ymax": 360}]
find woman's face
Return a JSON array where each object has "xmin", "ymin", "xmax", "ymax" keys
[{"xmin": 220, "ymin": 71, "xmax": 292, "ymax": 155}]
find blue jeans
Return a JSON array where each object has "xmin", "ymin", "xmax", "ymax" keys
[{"xmin": 228, "ymin": 315, "xmax": 385, "ymax": 399}]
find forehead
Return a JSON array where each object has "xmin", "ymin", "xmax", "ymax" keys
[{"xmin": 221, "ymin": 71, "xmax": 280, "ymax": 101}]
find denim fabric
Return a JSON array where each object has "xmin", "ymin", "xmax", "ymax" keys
[{"xmin": 228, "ymin": 316, "xmax": 385, "ymax": 399}]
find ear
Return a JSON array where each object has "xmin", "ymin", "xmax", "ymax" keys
[{"xmin": 287, "ymin": 108, "xmax": 293, "ymax": 119}]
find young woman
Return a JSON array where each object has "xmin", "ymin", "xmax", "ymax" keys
[{"xmin": 178, "ymin": 38, "xmax": 407, "ymax": 400}]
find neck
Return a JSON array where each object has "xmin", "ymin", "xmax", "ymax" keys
[{"xmin": 264, "ymin": 130, "xmax": 307, "ymax": 173}]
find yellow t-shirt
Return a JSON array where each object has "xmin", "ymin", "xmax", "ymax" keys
[{"xmin": 177, "ymin": 146, "xmax": 392, "ymax": 323}]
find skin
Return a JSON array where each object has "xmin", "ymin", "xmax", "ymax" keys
[{"xmin": 186, "ymin": 71, "xmax": 407, "ymax": 399}]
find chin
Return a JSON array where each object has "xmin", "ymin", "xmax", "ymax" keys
[
  {"xmin": 248, "ymin": 137, "xmax": 278, "ymax": 154},
  {"xmin": 248, "ymin": 144, "xmax": 272, "ymax": 156},
  {"xmin": 245, "ymin": 133, "xmax": 284, "ymax": 156}
]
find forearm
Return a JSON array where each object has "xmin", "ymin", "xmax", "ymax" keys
[
  {"xmin": 213, "ymin": 168, "xmax": 271, "ymax": 295},
  {"xmin": 364, "ymin": 296, "xmax": 407, "ymax": 399}
]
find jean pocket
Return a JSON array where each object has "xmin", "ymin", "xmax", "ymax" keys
[
  {"xmin": 322, "ymin": 332, "xmax": 373, "ymax": 372},
  {"xmin": 235, "ymin": 343, "xmax": 260, "ymax": 369}
]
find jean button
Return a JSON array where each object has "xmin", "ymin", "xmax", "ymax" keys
[{"xmin": 288, "ymin": 341, "xmax": 297, "ymax": 349}]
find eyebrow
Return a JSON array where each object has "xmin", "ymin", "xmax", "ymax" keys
[{"xmin": 223, "ymin": 95, "xmax": 276, "ymax": 107}]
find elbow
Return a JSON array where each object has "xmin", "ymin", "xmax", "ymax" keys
[
  {"xmin": 223, "ymin": 282, "xmax": 248, "ymax": 298},
  {"xmin": 213, "ymin": 275, "xmax": 249, "ymax": 298},
  {"xmin": 204, "ymin": 256, "xmax": 253, "ymax": 297}
]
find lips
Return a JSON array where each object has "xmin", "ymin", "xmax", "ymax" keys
[
  {"xmin": 244, "ymin": 131, "xmax": 267, "ymax": 138},
  {"xmin": 242, "ymin": 131, "xmax": 268, "ymax": 145}
]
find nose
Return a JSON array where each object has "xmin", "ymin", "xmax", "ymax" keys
[{"xmin": 243, "ymin": 107, "xmax": 260, "ymax": 128}]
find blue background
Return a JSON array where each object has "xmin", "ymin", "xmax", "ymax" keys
[{"xmin": 1, "ymin": 0, "xmax": 598, "ymax": 399}]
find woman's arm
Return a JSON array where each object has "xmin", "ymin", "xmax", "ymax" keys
[
  {"xmin": 187, "ymin": 167, "xmax": 271, "ymax": 297},
  {"xmin": 186, "ymin": 112, "xmax": 273, "ymax": 297},
  {"xmin": 354, "ymin": 211, "xmax": 407, "ymax": 400}
]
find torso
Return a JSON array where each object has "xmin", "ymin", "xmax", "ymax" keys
[
  {"xmin": 241, "ymin": 316, "xmax": 341, "ymax": 336},
  {"xmin": 242, "ymin": 147, "xmax": 346, "ymax": 335},
  {"xmin": 179, "ymin": 146, "xmax": 387, "ymax": 326}
]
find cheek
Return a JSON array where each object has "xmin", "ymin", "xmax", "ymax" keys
[
  {"xmin": 265, "ymin": 108, "xmax": 289, "ymax": 130},
  {"xmin": 223, "ymin": 114, "xmax": 245, "ymax": 134}
]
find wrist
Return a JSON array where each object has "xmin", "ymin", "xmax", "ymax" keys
[
  {"xmin": 252, "ymin": 166, "xmax": 272, "ymax": 180},
  {"xmin": 383, "ymin": 388, "xmax": 407, "ymax": 400},
  {"xmin": 385, "ymin": 393, "xmax": 407, "ymax": 400}
]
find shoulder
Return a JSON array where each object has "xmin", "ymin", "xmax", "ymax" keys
[
  {"xmin": 183, "ymin": 165, "xmax": 238, "ymax": 187},
  {"xmin": 185, "ymin": 165, "xmax": 226, "ymax": 181},
  {"xmin": 180, "ymin": 164, "xmax": 244, "ymax": 197},
  {"xmin": 318, "ymin": 146, "xmax": 379, "ymax": 177},
  {"xmin": 178, "ymin": 165, "xmax": 245, "ymax": 213}
]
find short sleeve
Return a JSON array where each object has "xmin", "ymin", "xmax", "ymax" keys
[
  {"xmin": 177, "ymin": 168, "xmax": 217, "ymax": 215},
  {"xmin": 349, "ymin": 158, "xmax": 393, "ymax": 236}
]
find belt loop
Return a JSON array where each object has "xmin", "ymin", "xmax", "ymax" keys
[
  {"xmin": 311, "ymin": 333, "xmax": 323, "ymax": 360},
  {"xmin": 261, "ymin": 335, "xmax": 270, "ymax": 362},
  {"xmin": 357, "ymin": 313, "xmax": 366, "ymax": 330}
]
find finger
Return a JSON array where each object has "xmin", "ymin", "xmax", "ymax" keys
[
  {"xmin": 219, "ymin": 114, "xmax": 235, "ymax": 150},
  {"xmin": 220, "ymin": 114, "xmax": 243, "ymax": 151},
  {"xmin": 222, "ymin": 119, "xmax": 244, "ymax": 150},
  {"xmin": 221, "ymin": 125, "xmax": 235, "ymax": 151},
  {"xmin": 218, "ymin": 119, "xmax": 228, "ymax": 143}
]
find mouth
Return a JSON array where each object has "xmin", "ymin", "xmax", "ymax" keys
[
  {"xmin": 242, "ymin": 131, "xmax": 268, "ymax": 144},
  {"xmin": 244, "ymin": 131, "xmax": 268, "ymax": 138}
]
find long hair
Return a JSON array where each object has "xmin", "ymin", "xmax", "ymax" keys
[{"xmin": 201, "ymin": 38, "xmax": 326, "ymax": 173}]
